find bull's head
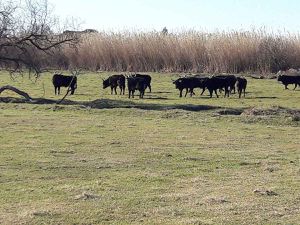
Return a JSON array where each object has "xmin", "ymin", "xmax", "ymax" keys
[
  {"xmin": 172, "ymin": 78, "xmax": 182, "ymax": 89},
  {"xmin": 102, "ymin": 78, "xmax": 110, "ymax": 89}
]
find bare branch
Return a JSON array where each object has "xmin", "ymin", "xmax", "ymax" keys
[
  {"xmin": 0, "ymin": 0, "xmax": 79, "ymax": 75},
  {"xmin": 0, "ymin": 85, "xmax": 34, "ymax": 102}
]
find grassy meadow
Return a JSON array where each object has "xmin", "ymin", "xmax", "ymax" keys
[{"xmin": 0, "ymin": 71, "xmax": 300, "ymax": 224}]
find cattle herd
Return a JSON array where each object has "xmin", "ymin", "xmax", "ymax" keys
[
  {"xmin": 51, "ymin": 72, "xmax": 300, "ymax": 99},
  {"xmin": 172, "ymin": 74, "xmax": 247, "ymax": 98}
]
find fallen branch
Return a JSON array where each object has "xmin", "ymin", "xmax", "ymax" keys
[
  {"xmin": 250, "ymin": 75, "xmax": 264, "ymax": 79},
  {"xmin": 0, "ymin": 85, "xmax": 34, "ymax": 102},
  {"xmin": 57, "ymin": 88, "xmax": 70, "ymax": 104}
]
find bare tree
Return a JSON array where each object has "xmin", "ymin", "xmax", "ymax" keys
[{"xmin": 0, "ymin": 0, "xmax": 79, "ymax": 76}]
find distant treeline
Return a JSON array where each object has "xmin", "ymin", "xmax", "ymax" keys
[{"xmin": 55, "ymin": 30, "xmax": 300, "ymax": 74}]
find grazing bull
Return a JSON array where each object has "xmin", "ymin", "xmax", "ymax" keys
[
  {"xmin": 103, "ymin": 74, "xmax": 125, "ymax": 95},
  {"xmin": 236, "ymin": 77, "xmax": 247, "ymax": 98},
  {"xmin": 127, "ymin": 76, "xmax": 148, "ymax": 98},
  {"xmin": 133, "ymin": 74, "xmax": 152, "ymax": 92},
  {"xmin": 277, "ymin": 75, "xmax": 300, "ymax": 90},
  {"xmin": 173, "ymin": 76, "xmax": 208, "ymax": 97},
  {"xmin": 52, "ymin": 74, "xmax": 77, "ymax": 95}
]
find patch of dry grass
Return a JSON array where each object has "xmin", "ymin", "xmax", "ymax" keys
[{"xmin": 61, "ymin": 29, "xmax": 300, "ymax": 74}]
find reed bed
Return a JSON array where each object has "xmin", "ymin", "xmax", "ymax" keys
[{"xmin": 62, "ymin": 29, "xmax": 300, "ymax": 74}]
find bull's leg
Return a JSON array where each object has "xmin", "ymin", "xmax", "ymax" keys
[
  {"xmin": 243, "ymin": 88, "xmax": 246, "ymax": 98},
  {"xmin": 138, "ymin": 90, "xmax": 141, "ymax": 98},
  {"xmin": 285, "ymin": 84, "xmax": 288, "ymax": 90},
  {"xmin": 148, "ymin": 85, "xmax": 151, "ymax": 93},
  {"xmin": 184, "ymin": 88, "xmax": 188, "ymax": 97},
  {"xmin": 179, "ymin": 89, "xmax": 183, "ymax": 98},
  {"xmin": 114, "ymin": 87, "xmax": 117, "ymax": 95},
  {"xmin": 111, "ymin": 87, "xmax": 113, "ymax": 94},
  {"xmin": 140, "ymin": 90, "xmax": 144, "ymax": 98},
  {"xmin": 209, "ymin": 89, "xmax": 213, "ymax": 98},
  {"xmin": 215, "ymin": 89, "xmax": 219, "ymax": 98},
  {"xmin": 294, "ymin": 84, "xmax": 297, "ymax": 90},
  {"xmin": 54, "ymin": 87, "xmax": 57, "ymax": 95},
  {"xmin": 238, "ymin": 90, "xmax": 241, "ymax": 98},
  {"xmin": 190, "ymin": 88, "xmax": 194, "ymax": 97},
  {"xmin": 58, "ymin": 87, "xmax": 60, "ymax": 95},
  {"xmin": 225, "ymin": 88, "xmax": 230, "ymax": 97},
  {"xmin": 200, "ymin": 88, "xmax": 205, "ymax": 95}
]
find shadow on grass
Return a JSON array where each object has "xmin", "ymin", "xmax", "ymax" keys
[
  {"xmin": 89, "ymin": 99, "xmax": 221, "ymax": 111},
  {"xmin": 151, "ymin": 91, "xmax": 173, "ymax": 94},
  {"xmin": 0, "ymin": 97, "xmax": 220, "ymax": 112},
  {"xmin": 255, "ymin": 96, "xmax": 278, "ymax": 99},
  {"xmin": 145, "ymin": 96, "xmax": 170, "ymax": 100}
]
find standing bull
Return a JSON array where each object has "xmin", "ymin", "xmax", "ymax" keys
[
  {"xmin": 236, "ymin": 77, "xmax": 247, "ymax": 98},
  {"xmin": 203, "ymin": 76, "xmax": 231, "ymax": 98},
  {"xmin": 172, "ymin": 76, "xmax": 208, "ymax": 97},
  {"xmin": 133, "ymin": 74, "xmax": 152, "ymax": 92},
  {"xmin": 277, "ymin": 75, "xmax": 300, "ymax": 90},
  {"xmin": 127, "ymin": 76, "xmax": 148, "ymax": 98},
  {"xmin": 103, "ymin": 74, "xmax": 126, "ymax": 95},
  {"xmin": 213, "ymin": 74, "xmax": 237, "ymax": 94},
  {"xmin": 52, "ymin": 74, "xmax": 77, "ymax": 95}
]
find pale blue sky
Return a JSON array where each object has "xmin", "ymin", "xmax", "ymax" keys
[{"xmin": 49, "ymin": 0, "xmax": 300, "ymax": 33}]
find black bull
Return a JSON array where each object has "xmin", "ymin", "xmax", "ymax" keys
[
  {"xmin": 133, "ymin": 74, "xmax": 152, "ymax": 92},
  {"xmin": 172, "ymin": 77, "xmax": 208, "ymax": 97},
  {"xmin": 103, "ymin": 74, "xmax": 126, "ymax": 95},
  {"xmin": 127, "ymin": 76, "xmax": 148, "ymax": 98},
  {"xmin": 52, "ymin": 74, "xmax": 77, "ymax": 95},
  {"xmin": 277, "ymin": 75, "xmax": 300, "ymax": 90}
]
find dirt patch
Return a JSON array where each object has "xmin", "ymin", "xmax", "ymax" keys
[
  {"xmin": 32, "ymin": 210, "xmax": 53, "ymax": 217},
  {"xmin": 241, "ymin": 106, "xmax": 300, "ymax": 117},
  {"xmin": 239, "ymin": 161, "xmax": 261, "ymax": 166},
  {"xmin": 253, "ymin": 189, "xmax": 278, "ymax": 196},
  {"xmin": 75, "ymin": 192, "xmax": 101, "ymax": 201},
  {"xmin": 161, "ymin": 110, "xmax": 192, "ymax": 119},
  {"xmin": 184, "ymin": 157, "xmax": 208, "ymax": 161},
  {"xmin": 250, "ymin": 74, "xmax": 277, "ymax": 79},
  {"xmin": 203, "ymin": 197, "xmax": 230, "ymax": 205},
  {"xmin": 217, "ymin": 108, "xmax": 244, "ymax": 115}
]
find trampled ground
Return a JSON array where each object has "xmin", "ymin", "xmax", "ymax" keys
[{"xmin": 0, "ymin": 72, "xmax": 299, "ymax": 224}]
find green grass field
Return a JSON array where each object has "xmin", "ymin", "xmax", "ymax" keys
[{"xmin": 0, "ymin": 72, "xmax": 300, "ymax": 224}]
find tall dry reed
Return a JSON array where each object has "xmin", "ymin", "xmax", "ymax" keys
[{"xmin": 62, "ymin": 29, "xmax": 300, "ymax": 74}]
